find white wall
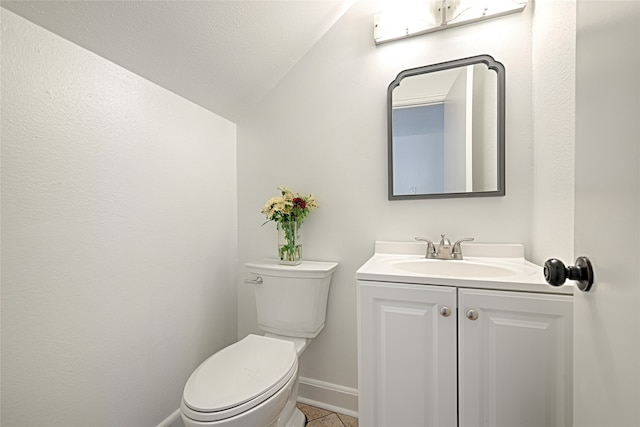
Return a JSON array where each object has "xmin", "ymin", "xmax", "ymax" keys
[
  {"xmin": 236, "ymin": 0, "xmax": 555, "ymax": 413},
  {"xmin": 1, "ymin": 10, "xmax": 238, "ymax": 427},
  {"xmin": 531, "ymin": 0, "xmax": 576, "ymax": 265}
]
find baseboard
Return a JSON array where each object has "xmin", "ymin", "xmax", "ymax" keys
[
  {"xmin": 297, "ymin": 376, "xmax": 358, "ymax": 418},
  {"xmin": 157, "ymin": 408, "xmax": 182, "ymax": 427},
  {"xmin": 157, "ymin": 379, "xmax": 359, "ymax": 426}
]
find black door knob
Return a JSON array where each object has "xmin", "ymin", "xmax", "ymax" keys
[{"xmin": 544, "ymin": 257, "xmax": 594, "ymax": 292}]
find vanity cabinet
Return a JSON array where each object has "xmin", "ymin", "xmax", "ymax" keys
[{"xmin": 357, "ymin": 281, "xmax": 573, "ymax": 427}]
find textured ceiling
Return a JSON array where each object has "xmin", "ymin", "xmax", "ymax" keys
[{"xmin": 1, "ymin": 0, "xmax": 355, "ymax": 122}]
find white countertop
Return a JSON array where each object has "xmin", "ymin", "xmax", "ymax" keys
[{"xmin": 356, "ymin": 241, "xmax": 573, "ymax": 295}]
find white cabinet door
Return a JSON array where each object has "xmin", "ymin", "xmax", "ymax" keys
[
  {"xmin": 357, "ymin": 281, "xmax": 457, "ymax": 427},
  {"xmin": 458, "ymin": 289, "xmax": 573, "ymax": 427}
]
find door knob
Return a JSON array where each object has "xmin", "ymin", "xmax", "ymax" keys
[
  {"xmin": 544, "ymin": 257, "xmax": 594, "ymax": 292},
  {"xmin": 466, "ymin": 309, "xmax": 478, "ymax": 320}
]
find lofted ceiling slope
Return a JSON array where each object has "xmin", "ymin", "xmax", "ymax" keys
[{"xmin": 1, "ymin": 0, "xmax": 355, "ymax": 123}]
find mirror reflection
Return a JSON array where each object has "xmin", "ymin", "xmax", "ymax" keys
[{"xmin": 388, "ymin": 55, "xmax": 505, "ymax": 199}]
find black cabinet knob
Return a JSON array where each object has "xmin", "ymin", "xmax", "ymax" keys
[{"xmin": 544, "ymin": 257, "xmax": 594, "ymax": 292}]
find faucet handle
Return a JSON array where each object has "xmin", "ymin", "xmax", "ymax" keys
[
  {"xmin": 415, "ymin": 237, "xmax": 436, "ymax": 258},
  {"xmin": 439, "ymin": 234, "xmax": 451, "ymax": 248},
  {"xmin": 451, "ymin": 237, "xmax": 475, "ymax": 259}
]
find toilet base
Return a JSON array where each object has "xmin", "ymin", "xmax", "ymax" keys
[
  {"xmin": 285, "ymin": 408, "xmax": 306, "ymax": 427},
  {"xmin": 275, "ymin": 375, "xmax": 305, "ymax": 427}
]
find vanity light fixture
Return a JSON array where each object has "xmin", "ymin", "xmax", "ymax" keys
[{"xmin": 374, "ymin": 0, "xmax": 528, "ymax": 45}]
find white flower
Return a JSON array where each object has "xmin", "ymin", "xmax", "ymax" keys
[{"xmin": 261, "ymin": 187, "xmax": 318, "ymax": 225}]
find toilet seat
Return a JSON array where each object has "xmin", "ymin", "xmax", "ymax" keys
[{"xmin": 181, "ymin": 334, "xmax": 298, "ymax": 423}]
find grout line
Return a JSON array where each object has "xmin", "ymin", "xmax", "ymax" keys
[
  {"xmin": 298, "ymin": 402, "xmax": 357, "ymax": 427},
  {"xmin": 312, "ymin": 413, "xmax": 346, "ymax": 427}
]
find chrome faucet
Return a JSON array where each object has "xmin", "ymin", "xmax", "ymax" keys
[{"xmin": 415, "ymin": 235, "xmax": 475, "ymax": 260}]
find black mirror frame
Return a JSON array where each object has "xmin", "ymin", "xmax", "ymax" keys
[{"xmin": 388, "ymin": 54, "xmax": 506, "ymax": 200}]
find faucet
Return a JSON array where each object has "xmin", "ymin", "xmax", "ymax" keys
[{"xmin": 415, "ymin": 235, "xmax": 475, "ymax": 260}]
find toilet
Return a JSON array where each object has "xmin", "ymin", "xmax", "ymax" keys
[{"xmin": 180, "ymin": 259, "xmax": 338, "ymax": 427}]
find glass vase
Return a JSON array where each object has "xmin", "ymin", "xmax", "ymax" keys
[{"xmin": 277, "ymin": 220, "xmax": 302, "ymax": 265}]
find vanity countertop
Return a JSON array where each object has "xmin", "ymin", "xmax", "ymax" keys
[{"xmin": 356, "ymin": 241, "xmax": 573, "ymax": 295}]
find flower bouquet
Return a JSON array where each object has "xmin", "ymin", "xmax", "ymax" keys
[{"xmin": 261, "ymin": 187, "xmax": 318, "ymax": 265}]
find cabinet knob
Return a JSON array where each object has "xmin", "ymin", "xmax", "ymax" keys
[
  {"xmin": 466, "ymin": 309, "xmax": 478, "ymax": 321},
  {"xmin": 440, "ymin": 306, "xmax": 451, "ymax": 317}
]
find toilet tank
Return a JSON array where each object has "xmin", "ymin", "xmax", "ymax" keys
[{"xmin": 245, "ymin": 259, "xmax": 338, "ymax": 338}]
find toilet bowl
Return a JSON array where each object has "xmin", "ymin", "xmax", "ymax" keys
[
  {"xmin": 180, "ymin": 259, "xmax": 338, "ymax": 427},
  {"xmin": 181, "ymin": 334, "xmax": 299, "ymax": 427}
]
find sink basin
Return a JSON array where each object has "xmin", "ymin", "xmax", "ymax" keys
[
  {"xmin": 356, "ymin": 241, "xmax": 565, "ymax": 293},
  {"xmin": 392, "ymin": 259, "xmax": 521, "ymax": 278}
]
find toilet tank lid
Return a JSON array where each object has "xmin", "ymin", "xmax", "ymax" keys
[
  {"xmin": 183, "ymin": 334, "xmax": 297, "ymax": 413},
  {"xmin": 246, "ymin": 259, "xmax": 338, "ymax": 276}
]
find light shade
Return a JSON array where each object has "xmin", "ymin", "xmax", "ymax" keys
[{"xmin": 374, "ymin": 0, "xmax": 528, "ymax": 45}]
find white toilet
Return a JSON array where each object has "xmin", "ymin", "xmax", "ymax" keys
[{"xmin": 180, "ymin": 259, "xmax": 338, "ymax": 427}]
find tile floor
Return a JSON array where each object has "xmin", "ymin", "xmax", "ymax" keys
[{"xmin": 296, "ymin": 402, "xmax": 358, "ymax": 427}]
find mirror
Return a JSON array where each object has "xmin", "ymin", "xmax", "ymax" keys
[{"xmin": 388, "ymin": 55, "xmax": 505, "ymax": 199}]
